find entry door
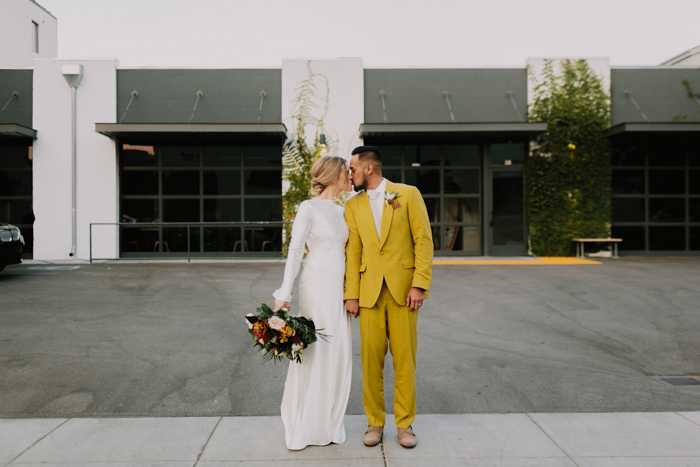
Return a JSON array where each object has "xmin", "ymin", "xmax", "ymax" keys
[{"xmin": 487, "ymin": 169, "xmax": 526, "ymax": 256}]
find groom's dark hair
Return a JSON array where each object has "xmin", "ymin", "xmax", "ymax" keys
[{"xmin": 351, "ymin": 145, "xmax": 382, "ymax": 170}]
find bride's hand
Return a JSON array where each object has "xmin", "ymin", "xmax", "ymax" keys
[{"xmin": 273, "ymin": 300, "xmax": 291, "ymax": 313}]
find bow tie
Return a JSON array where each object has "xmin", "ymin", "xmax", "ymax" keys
[{"xmin": 368, "ymin": 191, "xmax": 382, "ymax": 201}]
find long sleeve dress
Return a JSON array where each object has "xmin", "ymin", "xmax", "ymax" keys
[{"xmin": 272, "ymin": 198, "xmax": 352, "ymax": 450}]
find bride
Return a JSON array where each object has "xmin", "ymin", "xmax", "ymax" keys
[{"xmin": 272, "ymin": 156, "xmax": 353, "ymax": 450}]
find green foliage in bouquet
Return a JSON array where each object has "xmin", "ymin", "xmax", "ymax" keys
[
  {"xmin": 527, "ymin": 59, "xmax": 612, "ymax": 256},
  {"xmin": 282, "ymin": 61, "xmax": 340, "ymax": 255},
  {"xmin": 245, "ymin": 302, "xmax": 330, "ymax": 364}
]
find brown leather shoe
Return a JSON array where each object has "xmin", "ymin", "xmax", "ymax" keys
[
  {"xmin": 363, "ymin": 426, "xmax": 383, "ymax": 446},
  {"xmin": 398, "ymin": 425, "xmax": 417, "ymax": 448}
]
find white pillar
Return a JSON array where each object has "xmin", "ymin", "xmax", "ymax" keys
[
  {"xmin": 282, "ymin": 58, "xmax": 364, "ymax": 161},
  {"xmin": 32, "ymin": 58, "xmax": 118, "ymax": 261}
]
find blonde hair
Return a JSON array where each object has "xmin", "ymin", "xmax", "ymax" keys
[{"xmin": 310, "ymin": 156, "xmax": 347, "ymax": 197}]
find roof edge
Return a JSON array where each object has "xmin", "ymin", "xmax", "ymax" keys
[{"xmin": 29, "ymin": 0, "xmax": 56, "ymax": 20}]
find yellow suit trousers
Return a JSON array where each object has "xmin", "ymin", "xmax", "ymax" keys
[{"xmin": 360, "ymin": 281, "xmax": 418, "ymax": 428}]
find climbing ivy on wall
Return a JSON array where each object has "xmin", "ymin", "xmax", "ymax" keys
[
  {"xmin": 672, "ymin": 80, "xmax": 700, "ymax": 121},
  {"xmin": 281, "ymin": 62, "xmax": 337, "ymax": 255},
  {"xmin": 526, "ymin": 59, "xmax": 612, "ymax": 256}
]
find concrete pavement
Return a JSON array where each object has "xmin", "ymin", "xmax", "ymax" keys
[{"xmin": 2, "ymin": 412, "xmax": 700, "ymax": 466}]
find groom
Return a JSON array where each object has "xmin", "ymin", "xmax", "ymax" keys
[{"xmin": 344, "ymin": 146, "xmax": 433, "ymax": 449}]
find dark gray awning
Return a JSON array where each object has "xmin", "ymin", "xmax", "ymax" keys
[
  {"xmin": 360, "ymin": 123, "xmax": 547, "ymax": 141},
  {"xmin": 608, "ymin": 122, "xmax": 700, "ymax": 137},
  {"xmin": 0, "ymin": 124, "xmax": 37, "ymax": 142},
  {"xmin": 95, "ymin": 123, "xmax": 287, "ymax": 144}
]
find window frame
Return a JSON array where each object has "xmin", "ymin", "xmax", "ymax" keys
[
  {"xmin": 119, "ymin": 144, "xmax": 283, "ymax": 257},
  {"xmin": 611, "ymin": 136, "xmax": 700, "ymax": 254},
  {"xmin": 31, "ymin": 21, "xmax": 39, "ymax": 53}
]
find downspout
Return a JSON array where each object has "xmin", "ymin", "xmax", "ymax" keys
[{"xmin": 62, "ymin": 64, "xmax": 84, "ymax": 257}]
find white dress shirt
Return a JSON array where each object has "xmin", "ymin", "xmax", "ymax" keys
[{"xmin": 366, "ymin": 178, "xmax": 387, "ymax": 239}]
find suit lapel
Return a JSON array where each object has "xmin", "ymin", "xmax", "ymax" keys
[
  {"xmin": 358, "ymin": 191, "xmax": 380, "ymax": 248},
  {"xmin": 379, "ymin": 181, "xmax": 395, "ymax": 249}
]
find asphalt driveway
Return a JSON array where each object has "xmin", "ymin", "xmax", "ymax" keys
[{"xmin": 1, "ymin": 257, "xmax": 699, "ymax": 418}]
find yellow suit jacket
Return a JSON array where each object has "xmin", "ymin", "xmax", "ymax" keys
[{"xmin": 344, "ymin": 180, "xmax": 433, "ymax": 308}]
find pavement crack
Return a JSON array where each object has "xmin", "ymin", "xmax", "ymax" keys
[
  {"xmin": 526, "ymin": 413, "xmax": 581, "ymax": 467},
  {"xmin": 381, "ymin": 438, "xmax": 388, "ymax": 467},
  {"xmin": 676, "ymin": 412, "xmax": 700, "ymax": 429},
  {"xmin": 192, "ymin": 416, "xmax": 222, "ymax": 467},
  {"xmin": 7, "ymin": 418, "xmax": 70, "ymax": 465}
]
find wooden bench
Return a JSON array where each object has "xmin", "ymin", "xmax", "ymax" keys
[{"xmin": 573, "ymin": 238, "xmax": 622, "ymax": 259}]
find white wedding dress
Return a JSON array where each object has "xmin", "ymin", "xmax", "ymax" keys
[{"xmin": 273, "ymin": 198, "xmax": 352, "ymax": 450}]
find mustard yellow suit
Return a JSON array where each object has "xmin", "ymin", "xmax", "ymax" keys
[{"xmin": 344, "ymin": 180, "xmax": 433, "ymax": 428}]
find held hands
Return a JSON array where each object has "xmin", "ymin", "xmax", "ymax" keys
[
  {"xmin": 273, "ymin": 299, "xmax": 291, "ymax": 313},
  {"xmin": 406, "ymin": 287, "xmax": 425, "ymax": 311},
  {"xmin": 345, "ymin": 299, "xmax": 359, "ymax": 319}
]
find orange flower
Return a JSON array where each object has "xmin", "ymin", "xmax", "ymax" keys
[
  {"xmin": 252, "ymin": 321, "xmax": 268, "ymax": 339},
  {"xmin": 278, "ymin": 324, "xmax": 295, "ymax": 343}
]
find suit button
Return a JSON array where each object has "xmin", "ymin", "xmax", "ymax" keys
[{"xmin": 380, "ymin": 251, "xmax": 385, "ymax": 255}]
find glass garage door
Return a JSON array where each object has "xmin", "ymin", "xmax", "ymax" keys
[
  {"xmin": 0, "ymin": 146, "xmax": 33, "ymax": 257},
  {"xmin": 119, "ymin": 144, "xmax": 283, "ymax": 257},
  {"xmin": 611, "ymin": 135, "xmax": 700, "ymax": 254}
]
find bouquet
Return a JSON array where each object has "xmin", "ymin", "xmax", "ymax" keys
[{"xmin": 245, "ymin": 303, "xmax": 330, "ymax": 363}]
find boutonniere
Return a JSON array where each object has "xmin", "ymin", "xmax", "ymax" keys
[{"xmin": 384, "ymin": 191, "xmax": 402, "ymax": 210}]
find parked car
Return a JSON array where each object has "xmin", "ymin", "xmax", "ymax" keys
[{"xmin": 0, "ymin": 223, "xmax": 24, "ymax": 272}]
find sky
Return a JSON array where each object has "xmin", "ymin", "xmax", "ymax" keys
[{"xmin": 38, "ymin": 0, "xmax": 699, "ymax": 68}]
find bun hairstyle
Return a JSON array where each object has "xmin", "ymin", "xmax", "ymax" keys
[{"xmin": 310, "ymin": 156, "xmax": 348, "ymax": 197}]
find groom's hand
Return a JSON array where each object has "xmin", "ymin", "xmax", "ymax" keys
[
  {"xmin": 345, "ymin": 299, "xmax": 359, "ymax": 318},
  {"xmin": 406, "ymin": 288, "xmax": 425, "ymax": 311}
]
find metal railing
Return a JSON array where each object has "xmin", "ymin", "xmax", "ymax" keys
[{"xmin": 89, "ymin": 221, "xmax": 292, "ymax": 263}]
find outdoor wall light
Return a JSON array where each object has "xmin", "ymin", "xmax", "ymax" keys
[
  {"xmin": 441, "ymin": 90, "xmax": 455, "ymax": 123},
  {"xmin": 119, "ymin": 90, "xmax": 139, "ymax": 123},
  {"xmin": 189, "ymin": 90, "xmax": 204, "ymax": 123},
  {"xmin": 62, "ymin": 64, "xmax": 83, "ymax": 88},
  {"xmin": 0, "ymin": 91, "xmax": 20, "ymax": 113},
  {"xmin": 62, "ymin": 64, "xmax": 84, "ymax": 258},
  {"xmin": 258, "ymin": 90, "xmax": 267, "ymax": 123},
  {"xmin": 378, "ymin": 90, "xmax": 387, "ymax": 123}
]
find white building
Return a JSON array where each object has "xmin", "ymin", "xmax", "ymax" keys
[
  {"xmin": 1, "ymin": 4, "xmax": 699, "ymax": 261},
  {"xmin": 0, "ymin": 0, "xmax": 57, "ymax": 67}
]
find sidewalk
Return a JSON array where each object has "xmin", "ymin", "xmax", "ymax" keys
[{"xmin": 2, "ymin": 412, "xmax": 700, "ymax": 466}]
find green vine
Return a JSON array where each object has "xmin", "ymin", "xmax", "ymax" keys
[
  {"xmin": 672, "ymin": 79, "xmax": 700, "ymax": 122},
  {"xmin": 281, "ymin": 62, "xmax": 338, "ymax": 255},
  {"xmin": 526, "ymin": 59, "xmax": 611, "ymax": 256}
]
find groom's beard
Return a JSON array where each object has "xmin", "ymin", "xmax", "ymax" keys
[{"xmin": 353, "ymin": 176, "xmax": 368, "ymax": 192}]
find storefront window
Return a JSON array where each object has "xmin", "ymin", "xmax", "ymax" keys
[
  {"xmin": 0, "ymin": 146, "xmax": 33, "ymax": 256},
  {"xmin": 611, "ymin": 136, "xmax": 700, "ymax": 253},
  {"xmin": 119, "ymin": 144, "xmax": 282, "ymax": 256},
  {"xmin": 363, "ymin": 143, "xmax": 482, "ymax": 255}
]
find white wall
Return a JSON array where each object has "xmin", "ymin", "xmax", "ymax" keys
[
  {"xmin": 282, "ymin": 58, "xmax": 364, "ymax": 161},
  {"xmin": 526, "ymin": 57, "xmax": 611, "ymax": 109},
  {"xmin": 32, "ymin": 58, "xmax": 118, "ymax": 261},
  {"xmin": 0, "ymin": 0, "xmax": 57, "ymax": 67}
]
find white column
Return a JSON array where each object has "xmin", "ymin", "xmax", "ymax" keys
[
  {"xmin": 32, "ymin": 58, "xmax": 118, "ymax": 261},
  {"xmin": 282, "ymin": 58, "xmax": 364, "ymax": 161}
]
